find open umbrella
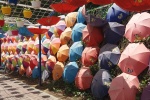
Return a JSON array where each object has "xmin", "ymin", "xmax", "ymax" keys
[
  {"xmin": 91, "ymin": 69, "xmax": 112, "ymax": 99},
  {"xmin": 63, "ymin": 62, "xmax": 79, "ymax": 83},
  {"xmin": 125, "ymin": 12, "xmax": 150, "ymax": 42},
  {"xmin": 65, "ymin": 12, "xmax": 78, "ymax": 27},
  {"xmin": 46, "ymin": 55, "xmax": 56, "ymax": 72},
  {"xmin": 22, "ymin": 41, "xmax": 28, "ymax": 53},
  {"xmin": 77, "ymin": 6, "xmax": 86, "ymax": 24},
  {"xmin": 65, "ymin": 0, "xmax": 88, "ymax": 7},
  {"xmin": 19, "ymin": 64, "xmax": 26, "ymax": 75},
  {"xmin": 82, "ymin": 24, "xmax": 103, "ymax": 46},
  {"xmin": 42, "ymin": 39, "xmax": 50, "ymax": 54},
  {"xmin": 118, "ymin": 43, "xmax": 150, "ymax": 76},
  {"xmin": 57, "ymin": 44, "xmax": 69, "ymax": 62},
  {"xmin": 16, "ymin": 42, "xmax": 23, "ymax": 54},
  {"xmin": 33, "ymin": 39, "xmax": 39, "ymax": 55},
  {"xmin": 22, "ymin": 54, "xmax": 30, "ymax": 70},
  {"xmin": 75, "ymin": 67, "xmax": 93, "ymax": 90},
  {"xmin": 69, "ymin": 41, "xmax": 84, "ymax": 61},
  {"xmin": 18, "ymin": 27, "xmax": 34, "ymax": 37},
  {"xmin": 26, "ymin": 66, "xmax": 32, "ymax": 77},
  {"xmin": 106, "ymin": 3, "xmax": 130, "ymax": 23},
  {"xmin": 98, "ymin": 43, "xmax": 121, "ymax": 71},
  {"xmin": 82, "ymin": 47, "xmax": 100, "ymax": 67},
  {"xmin": 52, "ymin": 61, "xmax": 64, "ymax": 81},
  {"xmin": 50, "ymin": 3, "xmax": 78, "ymax": 14},
  {"xmin": 141, "ymin": 83, "xmax": 150, "ymax": 100},
  {"xmin": 46, "ymin": 25, "xmax": 55, "ymax": 39},
  {"xmin": 50, "ymin": 38, "xmax": 61, "ymax": 55},
  {"xmin": 103, "ymin": 22, "xmax": 125, "ymax": 44},
  {"xmin": 55, "ymin": 20, "xmax": 66, "ymax": 32},
  {"xmin": 60, "ymin": 27, "xmax": 72, "ymax": 45},
  {"xmin": 30, "ymin": 55, "xmax": 38, "ymax": 70},
  {"xmin": 32, "ymin": 66, "xmax": 40, "ymax": 79},
  {"xmin": 27, "ymin": 40, "xmax": 34, "ymax": 54},
  {"xmin": 37, "ymin": 16, "xmax": 60, "ymax": 26},
  {"xmin": 72, "ymin": 23, "xmax": 86, "ymax": 42},
  {"xmin": 90, "ymin": 0, "xmax": 111, "ymax": 5},
  {"xmin": 28, "ymin": 26, "xmax": 48, "ymax": 35},
  {"xmin": 108, "ymin": 73, "xmax": 139, "ymax": 100}
]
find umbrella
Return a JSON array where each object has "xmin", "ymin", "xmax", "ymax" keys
[
  {"xmin": 89, "ymin": 0, "xmax": 111, "ymax": 5},
  {"xmin": 65, "ymin": 12, "xmax": 78, "ymax": 27},
  {"xmin": 19, "ymin": 64, "xmax": 26, "ymax": 75},
  {"xmin": 22, "ymin": 54, "xmax": 30, "ymax": 69},
  {"xmin": 33, "ymin": 39, "xmax": 39, "ymax": 55},
  {"xmin": 113, "ymin": 0, "xmax": 150, "ymax": 12},
  {"xmin": 42, "ymin": 69, "xmax": 49, "ymax": 82},
  {"xmin": 27, "ymin": 40, "xmax": 34, "ymax": 54},
  {"xmin": 65, "ymin": 0, "xmax": 88, "ymax": 7},
  {"xmin": 106, "ymin": 3, "xmax": 130, "ymax": 23},
  {"xmin": 82, "ymin": 47, "xmax": 100, "ymax": 67},
  {"xmin": 41, "ymin": 35, "xmax": 46, "ymax": 43},
  {"xmin": 37, "ymin": 16, "xmax": 60, "ymax": 26},
  {"xmin": 141, "ymin": 83, "xmax": 150, "ymax": 100},
  {"xmin": 52, "ymin": 61, "xmax": 64, "ymax": 81},
  {"xmin": 118, "ymin": 43, "xmax": 150, "ymax": 76},
  {"xmin": 125, "ymin": 12, "xmax": 150, "ymax": 42},
  {"xmin": 16, "ymin": 55, "xmax": 24, "ymax": 66},
  {"xmin": 98, "ymin": 43, "xmax": 121, "ymax": 71},
  {"xmin": 60, "ymin": 27, "xmax": 72, "ymax": 45},
  {"xmin": 91, "ymin": 69, "xmax": 112, "ymax": 99},
  {"xmin": 63, "ymin": 62, "xmax": 79, "ymax": 83},
  {"xmin": 46, "ymin": 55, "xmax": 56, "ymax": 72},
  {"xmin": 50, "ymin": 38, "xmax": 61, "ymax": 55},
  {"xmin": 103, "ymin": 22, "xmax": 125, "ymax": 44},
  {"xmin": 46, "ymin": 25, "xmax": 56, "ymax": 39},
  {"xmin": 28, "ymin": 27, "xmax": 48, "ymax": 35},
  {"xmin": 32, "ymin": 66, "xmax": 40, "ymax": 79},
  {"xmin": 55, "ymin": 20, "xmax": 66, "ymax": 32},
  {"xmin": 39, "ymin": 54, "xmax": 47, "ymax": 63},
  {"xmin": 57, "ymin": 44, "xmax": 69, "ymax": 62},
  {"xmin": 16, "ymin": 42, "xmax": 23, "ymax": 54},
  {"xmin": 42, "ymin": 39, "xmax": 50, "ymax": 54},
  {"xmin": 22, "ymin": 41, "xmax": 28, "ymax": 53},
  {"xmin": 72, "ymin": 23, "xmax": 86, "ymax": 42},
  {"xmin": 108, "ymin": 73, "xmax": 140, "ymax": 100},
  {"xmin": 75, "ymin": 67, "xmax": 93, "ymax": 90},
  {"xmin": 82, "ymin": 24, "xmax": 104, "ymax": 46},
  {"xmin": 11, "ymin": 57, "xmax": 17, "ymax": 67},
  {"xmin": 0, "ymin": 33, "xmax": 6, "ymax": 38},
  {"xmin": 18, "ymin": 27, "xmax": 34, "ymax": 36},
  {"xmin": 77, "ymin": 6, "xmax": 86, "ymax": 24},
  {"xmin": 30, "ymin": 55, "xmax": 38, "ymax": 70},
  {"xmin": 50, "ymin": 3, "xmax": 78, "ymax": 14},
  {"xmin": 69, "ymin": 41, "xmax": 84, "ymax": 61},
  {"xmin": 26, "ymin": 66, "xmax": 32, "ymax": 77},
  {"xmin": 30, "ymin": 34, "xmax": 38, "ymax": 41},
  {"xmin": 50, "ymin": 33, "xmax": 56, "ymax": 42}
]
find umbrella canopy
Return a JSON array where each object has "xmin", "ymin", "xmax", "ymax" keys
[
  {"xmin": 30, "ymin": 55, "xmax": 38, "ymax": 70},
  {"xmin": 98, "ymin": 43, "xmax": 121, "ymax": 71},
  {"xmin": 42, "ymin": 69, "xmax": 49, "ymax": 82},
  {"xmin": 103, "ymin": 22, "xmax": 125, "ymax": 44},
  {"xmin": 28, "ymin": 27, "xmax": 48, "ymax": 35},
  {"xmin": 63, "ymin": 62, "xmax": 79, "ymax": 83},
  {"xmin": 89, "ymin": 0, "xmax": 111, "ymax": 5},
  {"xmin": 27, "ymin": 40, "xmax": 34, "ymax": 54},
  {"xmin": 125, "ymin": 12, "xmax": 150, "ymax": 42},
  {"xmin": 19, "ymin": 65, "xmax": 26, "ymax": 75},
  {"xmin": 16, "ymin": 42, "xmax": 23, "ymax": 54},
  {"xmin": 91, "ymin": 69, "xmax": 112, "ymax": 99},
  {"xmin": 42, "ymin": 39, "xmax": 51, "ymax": 54},
  {"xmin": 82, "ymin": 24, "xmax": 103, "ymax": 46},
  {"xmin": 50, "ymin": 38, "xmax": 61, "ymax": 55},
  {"xmin": 77, "ymin": 6, "xmax": 86, "ymax": 24},
  {"xmin": 72, "ymin": 23, "xmax": 86, "ymax": 42},
  {"xmin": 65, "ymin": 0, "xmax": 88, "ymax": 7},
  {"xmin": 22, "ymin": 54, "xmax": 30, "ymax": 69},
  {"xmin": 108, "ymin": 73, "xmax": 140, "ymax": 100},
  {"xmin": 65, "ymin": 12, "xmax": 78, "ymax": 27},
  {"xmin": 11, "ymin": 57, "xmax": 17, "ymax": 67},
  {"xmin": 82, "ymin": 47, "xmax": 100, "ymax": 67},
  {"xmin": 55, "ymin": 20, "xmax": 66, "ymax": 32},
  {"xmin": 33, "ymin": 39, "xmax": 39, "ymax": 55},
  {"xmin": 118, "ymin": 43, "xmax": 150, "ymax": 76},
  {"xmin": 46, "ymin": 55, "xmax": 56, "ymax": 72},
  {"xmin": 26, "ymin": 66, "xmax": 32, "ymax": 77},
  {"xmin": 32, "ymin": 66, "xmax": 40, "ymax": 79},
  {"xmin": 57, "ymin": 44, "xmax": 69, "ymax": 62},
  {"xmin": 37, "ymin": 16, "xmax": 60, "ymax": 26},
  {"xmin": 141, "ymin": 83, "xmax": 150, "ymax": 100},
  {"xmin": 60, "ymin": 27, "xmax": 72, "ymax": 45},
  {"xmin": 18, "ymin": 27, "xmax": 34, "ymax": 36},
  {"xmin": 106, "ymin": 3, "xmax": 130, "ymax": 23},
  {"xmin": 46, "ymin": 25, "xmax": 55, "ymax": 39},
  {"xmin": 75, "ymin": 67, "xmax": 93, "ymax": 90},
  {"xmin": 52, "ymin": 61, "xmax": 64, "ymax": 81},
  {"xmin": 16, "ymin": 55, "xmax": 24, "ymax": 66},
  {"xmin": 50, "ymin": 3, "xmax": 78, "ymax": 14},
  {"xmin": 69, "ymin": 41, "xmax": 84, "ymax": 61},
  {"xmin": 22, "ymin": 41, "xmax": 28, "ymax": 53}
]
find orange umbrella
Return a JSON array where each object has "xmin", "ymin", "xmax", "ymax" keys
[
  {"xmin": 65, "ymin": 12, "xmax": 78, "ymax": 27},
  {"xmin": 41, "ymin": 54, "xmax": 47, "ymax": 63},
  {"xmin": 19, "ymin": 64, "xmax": 26, "ymax": 75},
  {"xmin": 57, "ymin": 44, "xmax": 69, "ymax": 62},
  {"xmin": 33, "ymin": 39, "xmax": 39, "ymax": 55},
  {"xmin": 46, "ymin": 55, "xmax": 56, "ymax": 72},
  {"xmin": 60, "ymin": 27, "xmax": 72, "ymax": 45},
  {"xmin": 27, "ymin": 40, "xmax": 34, "ymax": 54},
  {"xmin": 118, "ymin": 43, "xmax": 150, "ymax": 76},
  {"xmin": 82, "ymin": 24, "xmax": 104, "ymax": 46},
  {"xmin": 108, "ymin": 73, "xmax": 140, "ymax": 100},
  {"xmin": 26, "ymin": 66, "xmax": 32, "ymax": 77},
  {"xmin": 50, "ymin": 38, "xmax": 61, "ymax": 55},
  {"xmin": 52, "ymin": 61, "xmax": 64, "ymax": 81},
  {"xmin": 75, "ymin": 67, "xmax": 93, "ymax": 90}
]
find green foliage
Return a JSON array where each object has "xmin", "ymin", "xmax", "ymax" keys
[{"xmin": 0, "ymin": 13, "xmax": 4, "ymax": 20}]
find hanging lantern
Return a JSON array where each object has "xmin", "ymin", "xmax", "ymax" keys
[
  {"xmin": 23, "ymin": 8, "xmax": 32, "ymax": 18},
  {"xmin": 31, "ymin": 0, "xmax": 41, "ymax": 9},
  {"xmin": 1, "ymin": 6, "xmax": 12, "ymax": 15}
]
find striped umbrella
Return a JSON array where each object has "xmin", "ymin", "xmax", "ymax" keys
[{"xmin": 50, "ymin": 38, "xmax": 61, "ymax": 55}]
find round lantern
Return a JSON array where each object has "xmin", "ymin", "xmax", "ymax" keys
[
  {"xmin": 1, "ymin": 6, "xmax": 11, "ymax": 15},
  {"xmin": 23, "ymin": 8, "xmax": 32, "ymax": 18}
]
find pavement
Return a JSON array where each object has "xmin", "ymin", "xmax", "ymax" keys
[{"xmin": 0, "ymin": 73, "xmax": 59, "ymax": 100}]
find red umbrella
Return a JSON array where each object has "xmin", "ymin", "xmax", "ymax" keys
[
  {"xmin": 50, "ymin": 3, "xmax": 78, "ymax": 14},
  {"xmin": 29, "ymin": 55, "xmax": 38, "ymax": 70},
  {"xmin": 37, "ymin": 16, "xmax": 60, "ymax": 26},
  {"xmin": 28, "ymin": 26, "xmax": 48, "ymax": 35},
  {"xmin": 65, "ymin": 0, "xmax": 89, "ymax": 7},
  {"xmin": 90, "ymin": 0, "xmax": 112, "ymax": 5}
]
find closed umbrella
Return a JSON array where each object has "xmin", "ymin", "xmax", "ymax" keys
[
  {"xmin": 108, "ymin": 73, "xmax": 140, "ymax": 100},
  {"xmin": 69, "ymin": 41, "xmax": 84, "ymax": 61},
  {"xmin": 65, "ymin": 12, "xmax": 78, "ymax": 27},
  {"xmin": 50, "ymin": 38, "xmax": 61, "ymax": 55},
  {"xmin": 125, "ymin": 12, "xmax": 150, "ymax": 42},
  {"xmin": 63, "ymin": 62, "xmax": 79, "ymax": 83},
  {"xmin": 82, "ymin": 47, "xmax": 100, "ymax": 67},
  {"xmin": 118, "ymin": 43, "xmax": 150, "ymax": 76},
  {"xmin": 46, "ymin": 55, "xmax": 56, "ymax": 72},
  {"xmin": 57, "ymin": 44, "xmax": 69, "ymax": 62},
  {"xmin": 72, "ymin": 23, "xmax": 86, "ymax": 42},
  {"xmin": 75, "ymin": 67, "xmax": 93, "ymax": 90}
]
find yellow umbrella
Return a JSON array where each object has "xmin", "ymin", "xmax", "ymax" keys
[
  {"xmin": 65, "ymin": 12, "xmax": 78, "ymax": 27},
  {"xmin": 50, "ymin": 38, "xmax": 61, "ymax": 55}
]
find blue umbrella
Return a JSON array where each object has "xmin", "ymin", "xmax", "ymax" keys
[
  {"xmin": 63, "ymin": 62, "xmax": 79, "ymax": 83},
  {"xmin": 98, "ymin": 43, "xmax": 120, "ymax": 71},
  {"xmin": 103, "ymin": 22, "xmax": 125, "ymax": 44},
  {"xmin": 72, "ymin": 23, "xmax": 86, "ymax": 42},
  {"xmin": 91, "ymin": 69, "xmax": 112, "ymax": 99},
  {"xmin": 69, "ymin": 41, "xmax": 83, "ymax": 61},
  {"xmin": 106, "ymin": 3, "xmax": 130, "ymax": 23},
  {"xmin": 32, "ymin": 66, "xmax": 40, "ymax": 79},
  {"xmin": 77, "ymin": 6, "xmax": 86, "ymax": 24},
  {"xmin": 18, "ymin": 27, "xmax": 34, "ymax": 37}
]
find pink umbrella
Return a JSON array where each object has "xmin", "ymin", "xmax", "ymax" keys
[
  {"xmin": 50, "ymin": 38, "xmax": 61, "ymax": 55},
  {"xmin": 26, "ymin": 66, "xmax": 32, "ymax": 77}
]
